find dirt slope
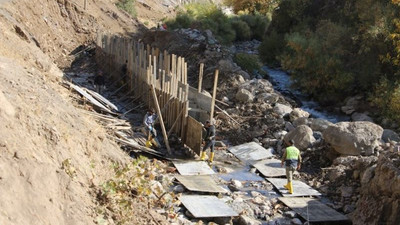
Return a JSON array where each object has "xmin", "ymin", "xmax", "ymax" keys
[{"xmin": 0, "ymin": 0, "xmax": 165, "ymax": 224}]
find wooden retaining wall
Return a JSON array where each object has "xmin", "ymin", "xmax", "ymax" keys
[{"xmin": 95, "ymin": 33, "xmax": 205, "ymax": 154}]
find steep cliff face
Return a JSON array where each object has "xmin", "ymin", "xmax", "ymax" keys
[
  {"xmin": 0, "ymin": 1, "xmax": 139, "ymax": 224},
  {"xmin": 351, "ymin": 152, "xmax": 400, "ymax": 225}
]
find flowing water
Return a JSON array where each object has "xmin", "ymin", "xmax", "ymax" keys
[{"xmin": 262, "ymin": 66, "xmax": 349, "ymax": 123}]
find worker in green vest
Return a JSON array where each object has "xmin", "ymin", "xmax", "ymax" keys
[{"xmin": 281, "ymin": 139, "xmax": 302, "ymax": 194}]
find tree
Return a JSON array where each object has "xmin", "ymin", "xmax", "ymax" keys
[{"xmin": 224, "ymin": 0, "xmax": 278, "ymax": 15}]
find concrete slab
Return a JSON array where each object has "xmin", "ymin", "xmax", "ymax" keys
[
  {"xmin": 179, "ymin": 195, "xmax": 238, "ymax": 218},
  {"xmin": 175, "ymin": 175, "xmax": 228, "ymax": 193},
  {"xmin": 279, "ymin": 197, "xmax": 349, "ymax": 222},
  {"xmin": 267, "ymin": 178, "xmax": 321, "ymax": 197},
  {"xmin": 219, "ymin": 168, "xmax": 265, "ymax": 182},
  {"xmin": 252, "ymin": 158, "xmax": 286, "ymax": 177},
  {"xmin": 227, "ymin": 142, "xmax": 274, "ymax": 163},
  {"xmin": 172, "ymin": 160, "xmax": 215, "ymax": 175}
]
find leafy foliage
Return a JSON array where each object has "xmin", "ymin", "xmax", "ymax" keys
[
  {"xmin": 165, "ymin": 2, "xmax": 270, "ymax": 44},
  {"xmin": 116, "ymin": 0, "xmax": 137, "ymax": 18},
  {"xmin": 259, "ymin": 0, "xmax": 400, "ymax": 123},
  {"xmin": 234, "ymin": 53, "xmax": 261, "ymax": 74},
  {"xmin": 223, "ymin": 0, "xmax": 279, "ymax": 15},
  {"xmin": 96, "ymin": 156, "xmax": 179, "ymax": 224}
]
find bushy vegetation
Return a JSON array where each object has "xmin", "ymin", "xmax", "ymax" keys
[
  {"xmin": 259, "ymin": 0, "xmax": 400, "ymax": 122},
  {"xmin": 223, "ymin": 0, "xmax": 278, "ymax": 16},
  {"xmin": 96, "ymin": 157, "xmax": 178, "ymax": 224},
  {"xmin": 165, "ymin": 3, "xmax": 270, "ymax": 44},
  {"xmin": 234, "ymin": 53, "xmax": 261, "ymax": 74},
  {"xmin": 116, "ymin": 0, "xmax": 136, "ymax": 17}
]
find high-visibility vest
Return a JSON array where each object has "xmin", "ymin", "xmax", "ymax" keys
[{"xmin": 286, "ymin": 146, "xmax": 300, "ymax": 160}]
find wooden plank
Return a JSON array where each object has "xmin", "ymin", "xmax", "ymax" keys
[
  {"xmin": 70, "ymin": 84, "xmax": 112, "ymax": 113},
  {"xmin": 210, "ymin": 69, "xmax": 219, "ymax": 122},
  {"xmin": 172, "ymin": 160, "xmax": 215, "ymax": 175},
  {"xmin": 167, "ymin": 105, "xmax": 184, "ymax": 136},
  {"xmin": 185, "ymin": 116, "xmax": 202, "ymax": 155},
  {"xmin": 266, "ymin": 178, "xmax": 322, "ymax": 197},
  {"xmin": 151, "ymin": 85, "xmax": 171, "ymax": 154},
  {"xmin": 84, "ymin": 88, "xmax": 119, "ymax": 111},
  {"xmin": 252, "ymin": 158, "xmax": 287, "ymax": 177},
  {"xmin": 179, "ymin": 195, "xmax": 238, "ymax": 218},
  {"xmin": 175, "ymin": 175, "xmax": 228, "ymax": 193},
  {"xmin": 278, "ymin": 197, "xmax": 349, "ymax": 222}
]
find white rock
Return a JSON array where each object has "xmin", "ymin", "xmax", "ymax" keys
[
  {"xmin": 273, "ymin": 103, "xmax": 293, "ymax": 118},
  {"xmin": 236, "ymin": 88, "xmax": 254, "ymax": 103},
  {"xmin": 284, "ymin": 125, "xmax": 316, "ymax": 150},
  {"xmin": 323, "ymin": 121, "xmax": 383, "ymax": 155},
  {"xmin": 289, "ymin": 108, "xmax": 310, "ymax": 121}
]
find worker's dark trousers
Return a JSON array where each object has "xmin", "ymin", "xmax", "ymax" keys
[{"xmin": 203, "ymin": 140, "xmax": 215, "ymax": 152}]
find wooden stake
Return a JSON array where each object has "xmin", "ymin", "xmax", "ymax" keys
[
  {"xmin": 151, "ymin": 85, "xmax": 171, "ymax": 154},
  {"xmin": 198, "ymin": 63, "xmax": 204, "ymax": 93},
  {"xmin": 210, "ymin": 70, "xmax": 219, "ymax": 122}
]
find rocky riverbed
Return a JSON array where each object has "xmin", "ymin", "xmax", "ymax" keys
[{"xmin": 139, "ymin": 28, "xmax": 400, "ymax": 225}]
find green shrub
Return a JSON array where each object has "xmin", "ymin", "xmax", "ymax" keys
[
  {"xmin": 231, "ymin": 19, "xmax": 251, "ymax": 41},
  {"xmin": 116, "ymin": 0, "xmax": 136, "ymax": 18},
  {"xmin": 259, "ymin": 30, "xmax": 284, "ymax": 65},
  {"xmin": 234, "ymin": 53, "xmax": 261, "ymax": 74}
]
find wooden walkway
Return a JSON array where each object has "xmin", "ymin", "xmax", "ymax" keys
[{"xmin": 172, "ymin": 142, "xmax": 348, "ymax": 222}]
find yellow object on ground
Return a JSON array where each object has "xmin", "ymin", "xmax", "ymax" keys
[
  {"xmin": 145, "ymin": 140, "xmax": 152, "ymax": 148},
  {"xmin": 200, "ymin": 151, "xmax": 206, "ymax": 160},
  {"xmin": 284, "ymin": 183, "xmax": 290, "ymax": 190},
  {"xmin": 209, "ymin": 152, "xmax": 214, "ymax": 163},
  {"xmin": 288, "ymin": 181, "xmax": 293, "ymax": 194}
]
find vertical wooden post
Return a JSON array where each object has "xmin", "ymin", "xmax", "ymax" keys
[
  {"xmin": 198, "ymin": 63, "xmax": 204, "ymax": 93},
  {"xmin": 84, "ymin": 0, "xmax": 87, "ymax": 10},
  {"xmin": 151, "ymin": 85, "xmax": 171, "ymax": 154},
  {"xmin": 210, "ymin": 70, "xmax": 219, "ymax": 122}
]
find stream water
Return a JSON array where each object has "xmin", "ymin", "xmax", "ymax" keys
[{"xmin": 262, "ymin": 66, "xmax": 349, "ymax": 123}]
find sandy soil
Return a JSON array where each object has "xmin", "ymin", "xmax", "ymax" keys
[{"xmin": 0, "ymin": 0, "xmax": 173, "ymax": 224}]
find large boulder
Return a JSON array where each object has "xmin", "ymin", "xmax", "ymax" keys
[
  {"xmin": 310, "ymin": 118, "xmax": 333, "ymax": 132},
  {"xmin": 382, "ymin": 129, "xmax": 400, "ymax": 142},
  {"xmin": 273, "ymin": 103, "xmax": 293, "ymax": 118},
  {"xmin": 289, "ymin": 108, "xmax": 310, "ymax": 121},
  {"xmin": 283, "ymin": 125, "xmax": 316, "ymax": 150},
  {"xmin": 323, "ymin": 121, "xmax": 383, "ymax": 155},
  {"xmin": 235, "ymin": 88, "xmax": 254, "ymax": 103}
]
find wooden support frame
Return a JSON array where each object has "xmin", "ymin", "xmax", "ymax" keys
[
  {"xmin": 151, "ymin": 85, "xmax": 171, "ymax": 154},
  {"xmin": 210, "ymin": 70, "xmax": 219, "ymax": 122}
]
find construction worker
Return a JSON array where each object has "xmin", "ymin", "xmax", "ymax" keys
[
  {"xmin": 143, "ymin": 109, "xmax": 159, "ymax": 148},
  {"xmin": 200, "ymin": 120, "xmax": 216, "ymax": 163},
  {"xmin": 281, "ymin": 140, "xmax": 302, "ymax": 194},
  {"xmin": 94, "ymin": 71, "xmax": 105, "ymax": 94}
]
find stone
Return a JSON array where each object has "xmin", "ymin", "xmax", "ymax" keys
[
  {"xmin": 258, "ymin": 93, "xmax": 280, "ymax": 104},
  {"xmin": 289, "ymin": 108, "xmax": 310, "ymax": 121},
  {"xmin": 285, "ymin": 122, "xmax": 295, "ymax": 132},
  {"xmin": 382, "ymin": 129, "xmax": 400, "ymax": 142},
  {"xmin": 343, "ymin": 204, "xmax": 355, "ymax": 214},
  {"xmin": 361, "ymin": 164, "xmax": 376, "ymax": 185},
  {"xmin": 310, "ymin": 118, "xmax": 333, "ymax": 132},
  {"xmin": 351, "ymin": 112, "xmax": 374, "ymax": 122},
  {"xmin": 229, "ymin": 180, "xmax": 243, "ymax": 191},
  {"xmin": 290, "ymin": 218, "xmax": 302, "ymax": 225},
  {"xmin": 284, "ymin": 211, "xmax": 297, "ymax": 218},
  {"xmin": 340, "ymin": 186, "xmax": 353, "ymax": 198},
  {"xmin": 173, "ymin": 184, "xmax": 185, "ymax": 193},
  {"xmin": 284, "ymin": 125, "xmax": 316, "ymax": 150},
  {"xmin": 236, "ymin": 89, "xmax": 254, "ymax": 103},
  {"xmin": 273, "ymin": 103, "xmax": 293, "ymax": 118},
  {"xmin": 250, "ymin": 191, "xmax": 262, "ymax": 197},
  {"xmin": 341, "ymin": 95, "xmax": 363, "ymax": 115},
  {"xmin": 293, "ymin": 117, "xmax": 312, "ymax": 127},
  {"xmin": 215, "ymin": 141, "xmax": 226, "ymax": 147},
  {"xmin": 273, "ymin": 130, "xmax": 288, "ymax": 139},
  {"xmin": 237, "ymin": 215, "xmax": 262, "ymax": 225},
  {"xmin": 323, "ymin": 121, "xmax": 384, "ymax": 155}
]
